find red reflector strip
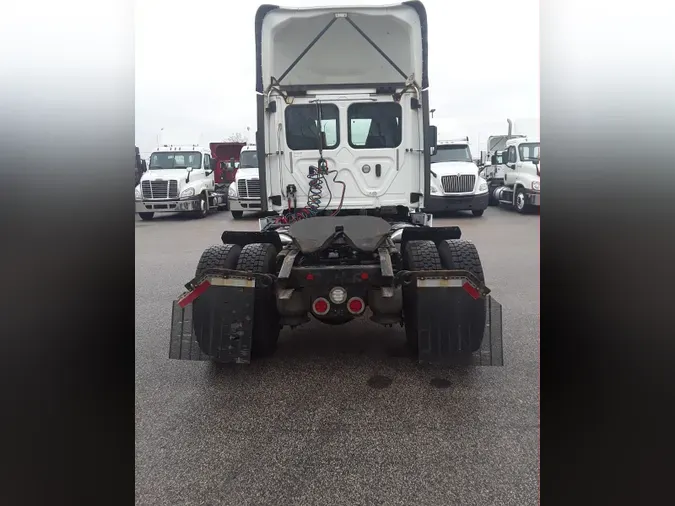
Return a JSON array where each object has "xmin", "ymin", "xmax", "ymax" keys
[
  {"xmin": 178, "ymin": 280, "xmax": 211, "ymax": 308},
  {"xmin": 462, "ymin": 281, "xmax": 480, "ymax": 300}
]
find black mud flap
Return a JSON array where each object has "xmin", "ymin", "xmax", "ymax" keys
[
  {"xmin": 413, "ymin": 274, "xmax": 504, "ymax": 366},
  {"xmin": 168, "ymin": 276, "xmax": 256, "ymax": 363}
]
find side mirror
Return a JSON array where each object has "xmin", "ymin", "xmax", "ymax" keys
[
  {"xmin": 210, "ymin": 159, "xmax": 216, "ymax": 171},
  {"xmin": 532, "ymin": 159, "xmax": 540, "ymax": 166},
  {"xmin": 428, "ymin": 125, "xmax": 438, "ymax": 155}
]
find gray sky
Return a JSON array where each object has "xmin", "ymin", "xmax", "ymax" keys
[{"xmin": 135, "ymin": 0, "xmax": 539, "ymax": 157}]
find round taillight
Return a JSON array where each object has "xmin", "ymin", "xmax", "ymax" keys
[
  {"xmin": 347, "ymin": 297, "xmax": 365, "ymax": 315},
  {"xmin": 312, "ymin": 297, "xmax": 330, "ymax": 315}
]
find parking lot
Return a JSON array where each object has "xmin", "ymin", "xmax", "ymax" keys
[{"xmin": 135, "ymin": 207, "xmax": 539, "ymax": 506}]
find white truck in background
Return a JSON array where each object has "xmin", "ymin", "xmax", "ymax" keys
[
  {"xmin": 425, "ymin": 137, "xmax": 489, "ymax": 217},
  {"xmin": 135, "ymin": 145, "xmax": 227, "ymax": 220},
  {"xmin": 483, "ymin": 119, "xmax": 540, "ymax": 213},
  {"xmin": 227, "ymin": 144, "xmax": 262, "ymax": 219}
]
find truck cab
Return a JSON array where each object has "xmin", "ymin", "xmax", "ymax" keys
[
  {"xmin": 227, "ymin": 144, "xmax": 261, "ymax": 219},
  {"xmin": 209, "ymin": 141, "xmax": 246, "ymax": 187},
  {"xmin": 425, "ymin": 138, "xmax": 489, "ymax": 216},
  {"xmin": 486, "ymin": 136, "xmax": 540, "ymax": 213},
  {"xmin": 135, "ymin": 145, "xmax": 226, "ymax": 220}
]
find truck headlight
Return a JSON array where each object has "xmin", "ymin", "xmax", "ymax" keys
[
  {"xmin": 228, "ymin": 184, "xmax": 238, "ymax": 198},
  {"xmin": 532, "ymin": 181, "xmax": 540, "ymax": 191},
  {"xmin": 478, "ymin": 181, "xmax": 488, "ymax": 193},
  {"xmin": 135, "ymin": 187, "xmax": 142, "ymax": 201},
  {"xmin": 180, "ymin": 187, "xmax": 195, "ymax": 199},
  {"xmin": 430, "ymin": 186, "xmax": 439, "ymax": 194}
]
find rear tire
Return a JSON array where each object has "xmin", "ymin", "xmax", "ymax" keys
[
  {"xmin": 472, "ymin": 209, "xmax": 484, "ymax": 217},
  {"xmin": 193, "ymin": 244, "xmax": 242, "ymax": 357},
  {"xmin": 437, "ymin": 239, "xmax": 486, "ymax": 353},
  {"xmin": 236, "ymin": 243, "xmax": 280, "ymax": 357},
  {"xmin": 231, "ymin": 210, "xmax": 243, "ymax": 220},
  {"xmin": 402, "ymin": 240, "xmax": 442, "ymax": 351},
  {"xmin": 138, "ymin": 212, "xmax": 154, "ymax": 221}
]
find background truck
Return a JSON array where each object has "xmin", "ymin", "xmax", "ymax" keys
[
  {"xmin": 135, "ymin": 146, "xmax": 147, "ymax": 187},
  {"xmin": 209, "ymin": 141, "xmax": 246, "ymax": 209},
  {"xmin": 227, "ymin": 144, "xmax": 261, "ymax": 219},
  {"xmin": 168, "ymin": 1, "xmax": 503, "ymax": 367},
  {"xmin": 482, "ymin": 119, "xmax": 540, "ymax": 213},
  {"xmin": 135, "ymin": 145, "xmax": 227, "ymax": 220},
  {"xmin": 424, "ymin": 137, "xmax": 490, "ymax": 217}
]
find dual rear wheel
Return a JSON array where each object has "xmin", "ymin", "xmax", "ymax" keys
[
  {"xmin": 402, "ymin": 239, "xmax": 486, "ymax": 354},
  {"xmin": 193, "ymin": 242, "xmax": 280, "ymax": 359}
]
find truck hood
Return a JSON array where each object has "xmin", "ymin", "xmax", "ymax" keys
[
  {"xmin": 430, "ymin": 161, "xmax": 479, "ymax": 177},
  {"xmin": 142, "ymin": 169, "xmax": 189, "ymax": 182},
  {"xmin": 235, "ymin": 167, "xmax": 260, "ymax": 181}
]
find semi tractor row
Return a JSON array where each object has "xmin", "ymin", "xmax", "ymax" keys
[
  {"xmin": 134, "ymin": 142, "xmax": 262, "ymax": 220},
  {"xmin": 166, "ymin": 1, "xmax": 503, "ymax": 368}
]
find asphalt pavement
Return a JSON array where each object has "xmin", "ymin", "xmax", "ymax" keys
[{"xmin": 135, "ymin": 206, "xmax": 539, "ymax": 506}]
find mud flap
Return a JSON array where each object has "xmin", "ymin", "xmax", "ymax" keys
[
  {"xmin": 414, "ymin": 279, "xmax": 504, "ymax": 366},
  {"xmin": 169, "ymin": 279, "xmax": 256, "ymax": 363}
]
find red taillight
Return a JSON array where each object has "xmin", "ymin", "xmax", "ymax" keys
[
  {"xmin": 306, "ymin": 273, "xmax": 314, "ymax": 281},
  {"xmin": 347, "ymin": 297, "xmax": 365, "ymax": 315},
  {"xmin": 360, "ymin": 272, "xmax": 369, "ymax": 280},
  {"xmin": 462, "ymin": 281, "xmax": 480, "ymax": 300},
  {"xmin": 312, "ymin": 297, "xmax": 330, "ymax": 315}
]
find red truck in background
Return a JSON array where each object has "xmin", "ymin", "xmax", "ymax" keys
[{"xmin": 209, "ymin": 142, "xmax": 246, "ymax": 186}]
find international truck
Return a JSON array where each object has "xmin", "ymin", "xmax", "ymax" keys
[
  {"xmin": 135, "ymin": 145, "xmax": 227, "ymax": 220},
  {"xmin": 167, "ymin": 1, "xmax": 503, "ymax": 366},
  {"xmin": 425, "ymin": 137, "xmax": 489, "ymax": 216}
]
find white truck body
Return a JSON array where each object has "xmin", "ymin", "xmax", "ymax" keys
[
  {"xmin": 228, "ymin": 144, "xmax": 262, "ymax": 218},
  {"xmin": 256, "ymin": 2, "xmax": 430, "ymax": 215},
  {"xmin": 484, "ymin": 135, "xmax": 540, "ymax": 213},
  {"xmin": 425, "ymin": 138, "xmax": 489, "ymax": 215},
  {"xmin": 135, "ymin": 145, "xmax": 226, "ymax": 220}
]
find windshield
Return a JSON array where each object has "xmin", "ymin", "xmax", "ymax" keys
[
  {"xmin": 239, "ymin": 150, "xmax": 258, "ymax": 169},
  {"xmin": 519, "ymin": 143, "xmax": 540, "ymax": 162},
  {"xmin": 431, "ymin": 144, "xmax": 472, "ymax": 164},
  {"xmin": 149, "ymin": 151, "xmax": 202, "ymax": 169}
]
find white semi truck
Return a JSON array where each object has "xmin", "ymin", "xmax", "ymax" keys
[
  {"xmin": 135, "ymin": 145, "xmax": 227, "ymax": 220},
  {"xmin": 483, "ymin": 119, "xmax": 540, "ymax": 213},
  {"xmin": 425, "ymin": 137, "xmax": 489, "ymax": 216},
  {"xmin": 227, "ymin": 144, "xmax": 262, "ymax": 219},
  {"xmin": 167, "ymin": 1, "xmax": 503, "ymax": 367}
]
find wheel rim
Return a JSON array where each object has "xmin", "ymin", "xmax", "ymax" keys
[{"xmin": 516, "ymin": 193, "xmax": 525, "ymax": 210}]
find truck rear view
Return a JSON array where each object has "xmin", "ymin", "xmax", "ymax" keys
[
  {"xmin": 256, "ymin": 3, "xmax": 429, "ymax": 215},
  {"xmin": 167, "ymin": 1, "xmax": 503, "ymax": 368}
]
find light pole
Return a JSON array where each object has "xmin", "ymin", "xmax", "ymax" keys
[{"xmin": 157, "ymin": 127, "xmax": 164, "ymax": 146}]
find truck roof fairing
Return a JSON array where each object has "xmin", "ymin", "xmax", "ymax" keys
[{"xmin": 255, "ymin": 1, "xmax": 428, "ymax": 92}]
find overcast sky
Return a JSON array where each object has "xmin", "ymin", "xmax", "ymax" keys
[{"xmin": 135, "ymin": 0, "xmax": 539, "ymax": 157}]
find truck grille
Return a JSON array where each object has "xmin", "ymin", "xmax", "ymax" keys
[
  {"xmin": 142, "ymin": 180, "xmax": 178, "ymax": 199},
  {"xmin": 440, "ymin": 175, "xmax": 475, "ymax": 194},
  {"xmin": 237, "ymin": 179, "xmax": 260, "ymax": 199}
]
